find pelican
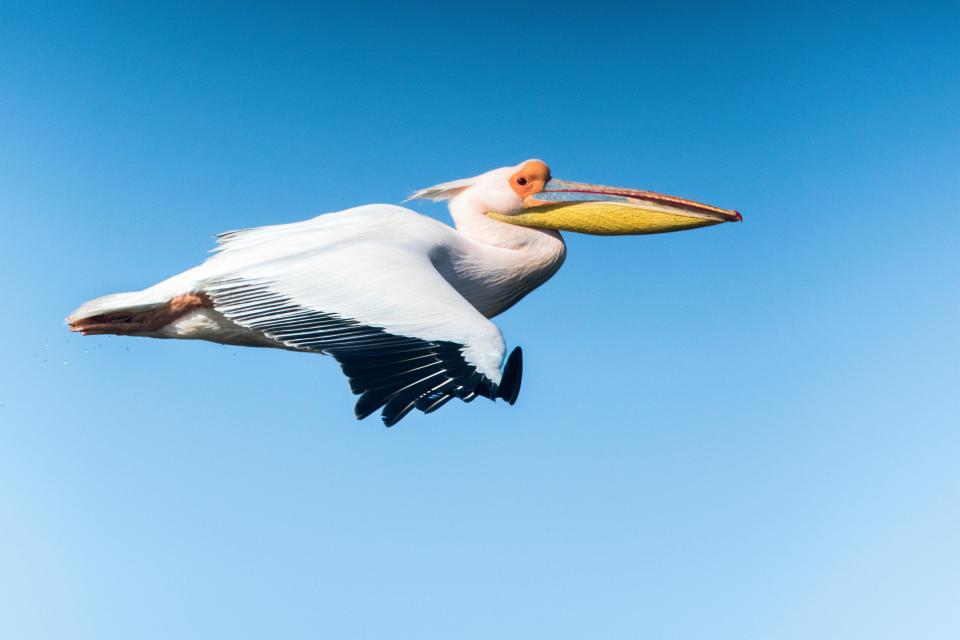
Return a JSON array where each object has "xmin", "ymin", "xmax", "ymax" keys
[{"xmin": 68, "ymin": 160, "xmax": 740, "ymax": 426}]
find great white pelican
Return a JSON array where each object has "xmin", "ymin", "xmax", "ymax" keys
[{"xmin": 68, "ymin": 160, "xmax": 740, "ymax": 426}]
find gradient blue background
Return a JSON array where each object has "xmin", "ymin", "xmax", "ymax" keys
[{"xmin": 1, "ymin": 2, "xmax": 957, "ymax": 638}]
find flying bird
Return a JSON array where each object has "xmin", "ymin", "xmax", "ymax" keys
[{"xmin": 68, "ymin": 160, "xmax": 740, "ymax": 426}]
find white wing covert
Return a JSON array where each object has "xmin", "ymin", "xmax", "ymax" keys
[{"xmin": 202, "ymin": 208, "xmax": 522, "ymax": 426}]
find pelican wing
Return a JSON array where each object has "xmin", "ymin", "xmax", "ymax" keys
[{"xmin": 203, "ymin": 207, "xmax": 522, "ymax": 426}]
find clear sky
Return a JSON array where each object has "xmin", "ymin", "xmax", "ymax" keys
[{"xmin": 1, "ymin": 2, "xmax": 958, "ymax": 639}]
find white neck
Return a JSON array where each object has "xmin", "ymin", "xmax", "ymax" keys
[
  {"xmin": 441, "ymin": 190, "xmax": 567, "ymax": 318},
  {"xmin": 449, "ymin": 190, "xmax": 564, "ymax": 252}
]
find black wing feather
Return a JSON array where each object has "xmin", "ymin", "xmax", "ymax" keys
[{"xmin": 208, "ymin": 281, "xmax": 521, "ymax": 426}]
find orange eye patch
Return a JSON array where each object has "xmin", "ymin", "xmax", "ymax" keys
[{"xmin": 509, "ymin": 160, "xmax": 551, "ymax": 198}]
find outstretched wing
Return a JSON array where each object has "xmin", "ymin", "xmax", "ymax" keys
[{"xmin": 202, "ymin": 207, "xmax": 522, "ymax": 426}]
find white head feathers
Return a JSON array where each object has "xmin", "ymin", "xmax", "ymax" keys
[{"xmin": 406, "ymin": 176, "xmax": 480, "ymax": 202}]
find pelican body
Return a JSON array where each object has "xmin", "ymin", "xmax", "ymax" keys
[{"xmin": 69, "ymin": 160, "xmax": 740, "ymax": 426}]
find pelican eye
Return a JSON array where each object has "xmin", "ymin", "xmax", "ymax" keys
[{"xmin": 517, "ymin": 177, "xmax": 528, "ymax": 186}]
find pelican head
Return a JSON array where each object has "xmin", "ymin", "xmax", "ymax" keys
[
  {"xmin": 411, "ymin": 159, "xmax": 741, "ymax": 235},
  {"xmin": 408, "ymin": 159, "xmax": 551, "ymax": 216}
]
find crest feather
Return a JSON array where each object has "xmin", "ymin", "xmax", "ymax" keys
[{"xmin": 406, "ymin": 176, "xmax": 478, "ymax": 202}]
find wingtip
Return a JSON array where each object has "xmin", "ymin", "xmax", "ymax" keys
[{"xmin": 497, "ymin": 346, "xmax": 523, "ymax": 405}]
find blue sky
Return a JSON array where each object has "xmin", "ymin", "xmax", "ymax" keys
[{"xmin": 1, "ymin": 2, "xmax": 958, "ymax": 638}]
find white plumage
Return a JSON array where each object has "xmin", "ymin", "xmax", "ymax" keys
[{"xmin": 70, "ymin": 160, "xmax": 563, "ymax": 425}]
